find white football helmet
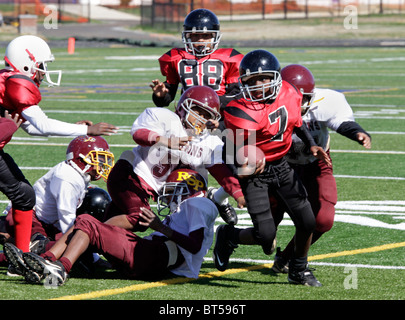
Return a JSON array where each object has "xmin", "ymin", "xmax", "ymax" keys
[{"xmin": 4, "ymin": 35, "xmax": 62, "ymax": 86}]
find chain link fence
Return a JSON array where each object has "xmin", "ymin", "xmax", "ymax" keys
[{"xmin": 140, "ymin": 0, "xmax": 405, "ymax": 31}]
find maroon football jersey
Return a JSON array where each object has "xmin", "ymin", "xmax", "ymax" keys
[
  {"xmin": 158, "ymin": 47, "xmax": 243, "ymax": 96},
  {"xmin": 0, "ymin": 69, "xmax": 42, "ymax": 118},
  {"xmin": 224, "ymin": 80, "xmax": 303, "ymax": 162}
]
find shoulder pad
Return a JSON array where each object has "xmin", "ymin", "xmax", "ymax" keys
[{"xmin": 5, "ymin": 75, "xmax": 41, "ymax": 110}]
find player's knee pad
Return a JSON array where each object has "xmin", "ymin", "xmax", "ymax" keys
[
  {"xmin": 293, "ymin": 202, "xmax": 316, "ymax": 235},
  {"xmin": 252, "ymin": 215, "xmax": 276, "ymax": 255},
  {"xmin": 6, "ymin": 181, "xmax": 35, "ymax": 211},
  {"xmin": 315, "ymin": 205, "xmax": 335, "ymax": 233}
]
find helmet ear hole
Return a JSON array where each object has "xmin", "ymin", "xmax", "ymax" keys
[{"xmin": 24, "ymin": 66, "xmax": 29, "ymax": 71}]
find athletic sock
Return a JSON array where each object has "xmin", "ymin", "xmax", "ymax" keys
[
  {"xmin": 41, "ymin": 250, "xmax": 57, "ymax": 262},
  {"xmin": 13, "ymin": 209, "xmax": 33, "ymax": 252},
  {"xmin": 213, "ymin": 187, "xmax": 230, "ymax": 205},
  {"xmin": 290, "ymin": 256, "xmax": 308, "ymax": 271},
  {"xmin": 59, "ymin": 257, "xmax": 72, "ymax": 274}
]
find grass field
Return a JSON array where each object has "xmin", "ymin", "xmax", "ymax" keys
[{"xmin": 0, "ymin": 44, "xmax": 404, "ymax": 308}]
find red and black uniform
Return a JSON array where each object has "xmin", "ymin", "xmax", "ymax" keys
[
  {"xmin": 154, "ymin": 48, "xmax": 243, "ymax": 111},
  {"xmin": 0, "ymin": 69, "xmax": 41, "ymax": 252},
  {"xmin": 223, "ymin": 81, "xmax": 316, "ymax": 256}
]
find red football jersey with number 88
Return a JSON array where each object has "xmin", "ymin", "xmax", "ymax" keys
[{"xmin": 158, "ymin": 47, "xmax": 243, "ymax": 95}]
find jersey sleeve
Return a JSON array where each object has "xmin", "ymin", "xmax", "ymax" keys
[
  {"xmin": 313, "ymin": 89, "xmax": 355, "ymax": 131},
  {"xmin": 130, "ymin": 108, "xmax": 169, "ymax": 138},
  {"xmin": 158, "ymin": 49, "xmax": 181, "ymax": 85},
  {"xmin": 21, "ymin": 105, "xmax": 88, "ymax": 136},
  {"xmin": 224, "ymin": 49, "xmax": 244, "ymax": 85},
  {"xmin": 4, "ymin": 75, "xmax": 41, "ymax": 112}
]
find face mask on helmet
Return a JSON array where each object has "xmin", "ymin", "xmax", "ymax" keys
[
  {"xmin": 176, "ymin": 86, "xmax": 221, "ymax": 136},
  {"xmin": 81, "ymin": 150, "xmax": 115, "ymax": 181},
  {"xmin": 239, "ymin": 72, "xmax": 282, "ymax": 102},
  {"xmin": 157, "ymin": 182, "xmax": 190, "ymax": 216},
  {"xmin": 157, "ymin": 169, "xmax": 207, "ymax": 216},
  {"xmin": 182, "ymin": 31, "xmax": 222, "ymax": 57},
  {"xmin": 180, "ymin": 99, "xmax": 221, "ymax": 135},
  {"xmin": 66, "ymin": 136, "xmax": 115, "ymax": 181},
  {"xmin": 4, "ymin": 35, "xmax": 62, "ymax": 87},
  {"xmin": 301, "ymin": 92, "xmax": 316, "ymax": 116},
  {"xmin": 33, "ymin": 61, "xmax": 62, "ymax": 87}
]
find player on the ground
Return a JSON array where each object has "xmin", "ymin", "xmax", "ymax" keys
[
  {"xmin": 1, "ymin": 136, "xmax": 114, "ymax": 276},
  {"xmin": 0, "ymin": 35, "xmax": 118, "ymax": 254},
  {"xmin": 271, "ymin": 64, "xmax": 372, "ymax": 273},
  {"xmin": 5, "ymin": 168, "xmax": 218, "ymax": 285},
  {"xmin": 214, "ymin": 50, "xmax": 331, "ymax": 287}
]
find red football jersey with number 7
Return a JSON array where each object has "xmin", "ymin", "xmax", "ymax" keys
[{"xmin": 224, "ymin": 80, "xmax": 303, "ymax": 162}]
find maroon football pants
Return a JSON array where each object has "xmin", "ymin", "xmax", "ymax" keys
[
  {"xmin": 273, "ymin": 152, "xmax": 337, "ymax": 234},
  {"xmin": 74, "ymin": 214, "xmax": 169, "ymax": 279}
]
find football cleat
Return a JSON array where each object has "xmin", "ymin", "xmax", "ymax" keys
[
  {"xmin": 3, "ymin": 243, "xmax": 27, "ymax": 277},
  {"xmin": 23, "ymin": 252, "xmax": 68, "ymax": 286},
  {"xmin": 288, "ymin": 266, "xmax": 322, "ymax": 287},
  {"xmin": 29, "ymin": 233, "xmax": 50, "ymax": 255},
  {"xmin": 271, "ymin": 247, "xmax": 289, "ymax": 274},
  {"xmin": 207, "ymin": 187, "xmax": 238, "ymax": 226},
  {"xmin": 213, "ymin": 224, "xmax": 238, "ymax": 271}
]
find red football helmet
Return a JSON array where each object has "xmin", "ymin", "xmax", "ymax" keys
[
  {"xmin": 281, "ymin": 64, "xmax": 315, "ymax": 115},
  {"xmin": 157, "ymin": 168, "xmax": 207, "ymax": 215},
  {"xmin": 66, "ymin": 135, "xmax": 115, "ymax": 181},
  {"xmin": 175, "ymin": 86, "xmax": 221, "ymax": 135}
]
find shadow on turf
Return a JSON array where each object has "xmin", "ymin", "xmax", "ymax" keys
[
  {"xmin": 68, "ymin": 260, "xmax": 290, "ymax": 287},
  {"xmin": 0, "ymin": 260, "xmax": 289, "ymax": 288}
]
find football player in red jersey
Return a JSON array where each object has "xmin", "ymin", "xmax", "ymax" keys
[
  {"xmin": 214, "ymin": 50, "xmax": 331, "ymax": 287},
  {"xmin": 150, "ymin": 8, "xmax": 243, "ymax": 112},
  {"xmin": 270, "ymin": 64, "xmax": 371, "ymax": 274},
  {"xmin": 0, "ymin": 35, "xmax": 118, "ymax": 253}
]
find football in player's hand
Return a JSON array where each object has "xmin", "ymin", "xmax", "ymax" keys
[{"xmin": 236, "ymin": 145, "xmax": 265, "ymax": 167}]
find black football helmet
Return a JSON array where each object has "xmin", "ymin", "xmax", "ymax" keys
[
  {"xmin": 238, "ymin": 49, "xmax": 282, "ymax": 102},
  {"xmin": 182, "ymin": 8, "xmax": 222, "ymax": 57},
  {"xmin": 76, "ymin": 186, "xmax": 111, "ymax": 221}
]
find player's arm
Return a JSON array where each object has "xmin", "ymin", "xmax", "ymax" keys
[
  {"xmin": 337, "ymin": 121, "xmax": 371, "ymax": 149},
  {"xmin": 294, "ymin": 124, "xmax": 331, "ymax": 166},
  {"xmin": 207, "ymin": 163, "xmax": 245, "ymax": 208},
  {"xmin": 132, "ymin": 128, "xmax": 191, "ymax": 149},
  {"xmin": 139, "ymin": 207, "xmax": 204, "ymax": 254},
  {"xmin": 219, "ymin": 83, "xmax": 241, "ymax": 111},
  {"xmin": 151, "ymin": 80, "xmax": 178, "ymax": 107}
]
